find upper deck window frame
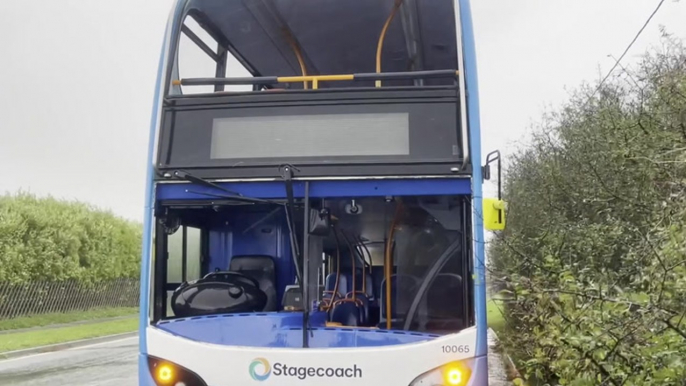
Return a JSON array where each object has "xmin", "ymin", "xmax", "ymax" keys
[{"xmin": 155, "ymin": 1, "xmax": 470, "ymax": 180}]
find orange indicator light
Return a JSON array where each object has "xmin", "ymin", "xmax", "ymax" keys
[{"xmin": 158, "ymin": 365, "xmax": 174, "ymax": 383}]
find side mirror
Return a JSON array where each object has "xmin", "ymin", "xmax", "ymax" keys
[{"xmin": 483, "ymin": 150, "xmax": 507, "ymax": 231}]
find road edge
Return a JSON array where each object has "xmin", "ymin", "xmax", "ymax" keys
[
  {"xmin": 488, "ymin": 328, "xmax": 524, "ymax": 385},
  {"xmin": 0, "ymin": 332, "xmax": 137, "ymax": 360}
]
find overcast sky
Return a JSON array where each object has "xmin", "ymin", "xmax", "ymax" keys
[{"xmin": 1, "ymin": 1, "xmax": 685, "ymax": 221}]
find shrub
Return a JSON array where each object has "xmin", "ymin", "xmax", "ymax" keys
[
  {"xmin": 489, "ymin": 36, "xmax": 686, "ymax": 385},
  {"xmin": 0, "ymin": 192, "xmax": 141, "ymax": 284}
]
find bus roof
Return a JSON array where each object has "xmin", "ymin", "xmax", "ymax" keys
[{"xmin": 183, "ymin": 0, "xmax": 458, "ymax": 84}]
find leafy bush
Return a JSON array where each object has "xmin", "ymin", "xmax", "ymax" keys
[
  {"xmin": 0, "ymin": 192, "xmax": 141, "ymax": 284},
  {"xmin": 489, "ymin": 36, "xmax": 686, "ymax": 385}
]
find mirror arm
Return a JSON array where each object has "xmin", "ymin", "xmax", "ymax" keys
[{"xmin": 484, "ymin": 150, "xmax": 502, "ymax": 200}]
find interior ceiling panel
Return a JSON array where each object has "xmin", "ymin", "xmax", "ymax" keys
[{"xmin": 186, "ymin": 0, "xmax": 457, "ymax": 87}]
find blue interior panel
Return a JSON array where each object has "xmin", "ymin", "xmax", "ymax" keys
[
  {"xmin": 208, "ymin": 211, "xmax": 295, "ymax": 305},
  {"xmin": 155, "ymin": 313, "xmax": 439, "ymax": 348},
  {"xmin": 156, "ymin": 178, "xmax": 471, "ymax": 201}
]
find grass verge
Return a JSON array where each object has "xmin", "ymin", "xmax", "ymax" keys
[
  {"xmin": 0, "ymin": 307, "xmax": 138, "ymax": 331},
  {"xmin": 0, "ymin": 317, "xmax": 137, "ymax": 353},
  {"xmin": 487, "ymin": 298, "xmax": 506, "ymax": 333}
]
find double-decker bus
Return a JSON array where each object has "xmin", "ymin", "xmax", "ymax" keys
[{"xmin": 138, "ymin": 1, "xmax": 506, "ymax": 385}]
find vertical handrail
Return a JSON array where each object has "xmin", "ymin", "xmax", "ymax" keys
[
  {"xmin": 384, "ymin": 202, "xmax": 402, "ymax": 329},
  {"xmin": 376, "ymin": 0, "xmax": 404, "ymax": 88}
]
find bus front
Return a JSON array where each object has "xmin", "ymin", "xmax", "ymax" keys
[{"xmin": 138, "ymin": 0, "xmax": 492, "ymax": 385}]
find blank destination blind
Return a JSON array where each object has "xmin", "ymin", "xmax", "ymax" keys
[{"xmin": 210, "ymin": 113, "xmax": 410, "ymax": 159}]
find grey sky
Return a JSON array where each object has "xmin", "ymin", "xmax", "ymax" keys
[{"xmin": 1, "ymin": 1, "xmax": 684, "ymax": 221}]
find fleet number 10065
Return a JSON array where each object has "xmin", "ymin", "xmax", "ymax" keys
[{"xmin": 441, "ymin": 345, "xmax": 470, "ymax": 354}]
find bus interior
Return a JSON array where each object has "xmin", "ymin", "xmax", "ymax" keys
[{"xmin": 155, "ymin": 193, "xmax": 474, "ymax": 336}]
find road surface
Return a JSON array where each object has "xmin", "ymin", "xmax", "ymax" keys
[
  {"xmin": 0, "ymin": 337, "xmax": 137, "ymax": 386},
  {"xmin": 0, "ymin": 332, "xmax": 512, "ymax": 385}
]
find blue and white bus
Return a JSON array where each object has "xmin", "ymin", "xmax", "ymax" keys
[{"xmin": 138, "ymin": 1, "xmax": 505, "ymax": 385}]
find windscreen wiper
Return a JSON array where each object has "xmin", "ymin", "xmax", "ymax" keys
[
  {"xmin": 184, "ymin": 189, "xmax": 281, "ymax": 205},
  {"xmin": 173, "ymin": 170, "xmax": 243, "ymax": 197},
  {"xmin": 173, "ymin": 170, "xmax": 279, "ymax": 205},
  {"xmin": 278, "ymin": 165, "xmax": 309, "ymax": 348},
  {"xmin": 279, "ymin": 165, "xmax": 303, "ymax": 281}
]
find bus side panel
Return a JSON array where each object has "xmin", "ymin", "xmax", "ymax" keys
[
  {"xmin": 469, "ymin": 355, "xmax": 489, "ymax": 385},
  {"xmin": 138, "ymin": 355, "xmax": 157, "ymax": 386},
  {"xmin": 457, "ymin": 0, "xmax": 489, "ymax": 359},
  {"xmin": 139, "ymin": 1, "xmax": 186, "ymax": 384}
]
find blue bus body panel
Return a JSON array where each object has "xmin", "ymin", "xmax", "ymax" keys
[
  {"xmin": 139, "ymin": 24, "xmax": 168, "ymax": 355},
  {"xmin": 470, "ymin": 355, "xmax": 489, "ymax": 385},
  {"xmin": 155, "ymin": 313, "xmax": 439, "ymax": 348},
  {"xmin": 139, "ymin": 0, "xmax": 186, "ymax": 383},
  {"xmin": 458, "ymin": 0, "xmax": 488, "ymax": 358},
  {"xmin": 155, "ymin": 178, "xmax": 471, "ymax": 200}
]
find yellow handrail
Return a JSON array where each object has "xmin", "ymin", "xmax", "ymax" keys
[
  {"xmin": 376, "ymin": 0, "xmax": 404, "ymax": 88},
  {"xmin": 172, "ymin": 69, "xmax": 458, "ymax": 88},
  {"xmin": 283, "ymin": 28, "xmax": 309, "ymax": 89},
  {"xmin": 277, "ymin": 74, "xmax": 354, "ymax": 89}
]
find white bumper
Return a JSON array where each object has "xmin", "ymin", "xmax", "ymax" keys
[{"xmin": 146, "ymin": 326, "xmax": 479, "ymax": 385}]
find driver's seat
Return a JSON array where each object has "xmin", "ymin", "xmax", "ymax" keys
[{"xmin": 229, "ymin": 255, "xmax": 277, "ymax": 312}]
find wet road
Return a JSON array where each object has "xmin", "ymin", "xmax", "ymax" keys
[{"xmin": 0, "ymin": 336, "xmax": 137, "ymax": 386}]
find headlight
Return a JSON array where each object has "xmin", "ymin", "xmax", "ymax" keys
[
  {"xmin": 409, "ymin": 361, "xmax": 472, "ymax": 386},
  {"xmin": 147, "ymin": 356, "xmax": 208, "ymax": 386}
]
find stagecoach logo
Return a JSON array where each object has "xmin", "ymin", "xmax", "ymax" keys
[
  {"xmin": 249, "ymin": 357, "xmax": 363, "ymax": 381},
  {"xmin": 249, "ymin": 358, "xmax": 272, "ymax": 381}
]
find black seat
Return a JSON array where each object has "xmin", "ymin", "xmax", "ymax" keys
[
  {"xmin": 330, "ymin": 301, "xmax": 362, "ymax": 326},
  {"xmin": 378, "ymin": 274, "xmax": 420, "ymax": 329},
  {"xmin": 229, "ymin": 255, "xmax": 277, "ymax": 312},
  {"xmin": 425, "ymin": 273, "xmax": 464, "ymax": 330}
]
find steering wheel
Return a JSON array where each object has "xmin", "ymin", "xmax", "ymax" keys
[
  {"xmin": 202, "ymin": 271, "xmax": 261, "ymax": 290},
  {"xmin": 171, "ymin": 271, "xmax": 267, "ymax": 317}
]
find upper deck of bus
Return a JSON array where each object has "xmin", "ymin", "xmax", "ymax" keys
[{"xmin": 153, "ymin": 0, "xmax": 470, "ymax": 181}]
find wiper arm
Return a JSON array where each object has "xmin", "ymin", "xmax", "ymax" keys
[
  {"xmin": 185, "ymin": 190, "xmax": 282, "ymax": 205},
  {"xmin": 279, "ymin": 165, "xmax": 303, "ymax": 284},
  {"xmin": 278, "ymin": 165, "xmax": 309, "ymax": 348},
  {"xmin": 173, "ymin": 170, "xmax": 282, "ymax": 205},
  {"xmin": 173, "ymin": 170, "xmax": 243, "ymax": 197}
]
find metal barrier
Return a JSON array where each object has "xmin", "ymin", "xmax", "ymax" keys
[{"xmin": 0, "ymin": 279, "xmax": 140, "ymax": 320}]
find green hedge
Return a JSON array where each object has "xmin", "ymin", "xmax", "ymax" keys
[
  {"xmin": 0, "ymin": 192, "xmax": 141, "ymax": 284},
  {"xmin": 488, "ymin": 37, "xmax": 686, "ymax": 385}
]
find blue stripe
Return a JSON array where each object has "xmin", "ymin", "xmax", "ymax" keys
[
  {"xmin": 458, "ymin": 0, "xmax": 488, "ymax": 358},
  {"xmin": 138, "ymin": 1, "xmax": 187, "ymax": 384},
  {"xmin": 156, "ymin": 178, "xmax": 471, "ymax": 200},
  {"xmin": 467, "ymin": 355, "xmax": 489, "ymax": 386},
  {"xmin": 138, "ymin": 355, "xmax": 156, "ymax": 386},
  {"xmin": 138, "ymin": 33, "xmax": 166, "ymax": 355}
]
